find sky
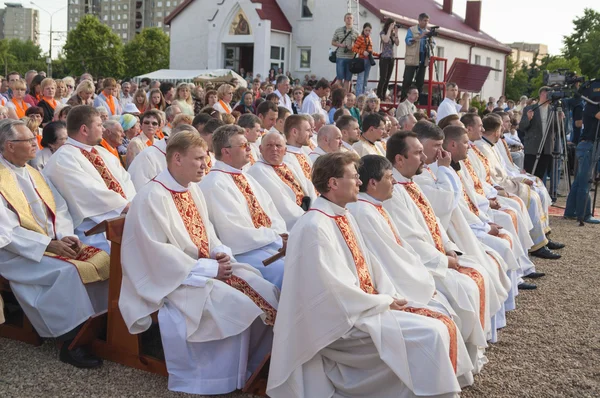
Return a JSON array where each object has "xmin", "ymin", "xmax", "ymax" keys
[{"xmin": 1, "ymin": 0, "xmax": 598, "ymax": 58}]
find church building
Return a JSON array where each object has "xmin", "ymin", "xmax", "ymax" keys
[{"xmin": 166, "ymin": 0, "xmax": 511, "ymax": 98}]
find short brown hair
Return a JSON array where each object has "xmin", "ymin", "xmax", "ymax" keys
[
  {"xmin": 166, "ymin": 130, "xmax": 207, "ymax": 163},
  {"xmin": 482, "ymin": 113, "xmax": 502, "ymax": 132},
  {"xmin": 140, "ymin": 109, "xmax": 161, "ymax": 124},
  {"xmin": 103, "ymin": 78, "xmax": 117, "ymax": 89},
  {"xmin": 442, "ymin": 125, "xmax": 467, "ymax": 147},
  {"xmin": 312, "ymin": 152, "xmax": 360, "ymax": 195},
  {"xmin": 212, "ymin": 124, "xmax": 244, "ymax": 160},
  {"xmin": 66, "ymin": 105, "xmax": 100, "ymax": 137},
  {"xmin": 385, "ymin": 130, "xmax": 418, "ymax": 163},
  {"xmin": 437, "ymin": 114, "xmax": 460, "ymax": 130},
  {"xmin": 283, "ymin": 114, "xmax": 309, "ymax": 139}
]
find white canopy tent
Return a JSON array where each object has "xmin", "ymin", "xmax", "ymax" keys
[{"xmin": 133, "ymin": 69, "xmax": 248, "ymax": 88}]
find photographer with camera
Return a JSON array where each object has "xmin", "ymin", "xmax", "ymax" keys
[
  {"xmin": 400, "ymin": 13, "xmax": 434, "ymax": 100},
  {"xmin": 376, "ymin": 18, "xmax": 400, "ymax": 100},
  {"xmin": 331, "ymin": 14, "xmax": 359, "ymax": 93},
  {"xmin": 564, "ymin": 100, "xmax": 600, "ymax": 224},
  {"xmin": 351, "ymin": 23, "xmax": 378, "ymax": 96}
]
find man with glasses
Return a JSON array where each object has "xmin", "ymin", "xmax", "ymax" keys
[
  {"xmin": 352, "ymin": 113, "xmax": 386, "ymax": 157},
  {"xmin": 126, "ymin": 109, "xmax": 162, "ymax": 167},
  {"xmin": 0, "ymin": 119, "xmax": 109, "ymax": 368},
  {"xmin": 43, "ymin": 105, "xmax": 136, "ymax": 253},
  {"xmin": 200, "ymin": 125, "xmax": 288, "ymax": 288}
]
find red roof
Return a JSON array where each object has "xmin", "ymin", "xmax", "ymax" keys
[
  {"xmin": 165, "ymin": 0, "xmax": 291, "ymax": 32},
  {"xmin": 446, "ymin": 58, "xmax": 495, "ymax": 92},
  {"xmin": 361, "ymin": 0, "xmax": 511, "ymax": 54}
]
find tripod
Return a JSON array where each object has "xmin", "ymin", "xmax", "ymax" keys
[
  {"xmin": 531, "ymin": 99, "xmax": 571, "ymax": 202},
  {"xmin": 579, "ymin": 115, "xmax": 600, "ymax": 225}
]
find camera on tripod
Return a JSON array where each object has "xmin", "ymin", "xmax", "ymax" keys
[
  {"xmin": 425, "ymin": 26, "xmax": 440, "ymax": 38},
  {"xmin": 543, "ymin": 69, "xmax": 586, "ymax": 100}
]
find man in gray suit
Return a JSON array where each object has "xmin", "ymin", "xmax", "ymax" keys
[{"xmin": 519, "ymin": 86, "xmax": 564, "ymax": 179}]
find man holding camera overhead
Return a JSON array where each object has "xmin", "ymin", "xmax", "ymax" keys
[{"xmin": 401, "ymin": 13, "xmax": 434, "ymax": 100}]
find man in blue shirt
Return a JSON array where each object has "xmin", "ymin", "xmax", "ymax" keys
[{"xmin": 401, "ymin": 13, "xmax": 432, "ymax": 100}]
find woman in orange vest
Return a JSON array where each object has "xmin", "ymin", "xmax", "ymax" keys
[
  {"xmin": 37, "ymin": 78, "xmax": 59, "ymax": 126},
  {"xmin": 213, "ymin": 84, "xmax": 234, "ymax": 114},
  {"xmin": 6, "ymin": 79, "xmax": 30, "ymax": 120}
]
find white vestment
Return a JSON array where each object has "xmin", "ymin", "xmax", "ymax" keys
[
  {"xmin": 128, "ymin": 139, "xmax": 167, "ymax": 190},
  {"xmin": 308, "ymin": 146, "xmax": 327, "ymax": 163},
  {"xmin": 120, "ymin": 169, "xmax": 278, "ymax": 395},
  {"xmin": 268, "ymin": 198, "xmax": 473, "ymax": 398},
  {"xmin": 43, "ymin": 138, "xmax": 136, "ymax": 253},
  {"xmin": 199, "ymin": 161, "xmax": 287, "ymax": 288},
  {"xmin": 284, "ymin": 145, "xmax": 313, "ymax": 180},
  {"xmin": 352, "ymin": 136, "xmax": 385, "ymax": 157},
  {"xmin": 247, "ymin": 159, "xmax": 316, "ymax": 230},
  {"xmin": 0, "ymin": 156, "xmax": 107, "ymax": 337}
]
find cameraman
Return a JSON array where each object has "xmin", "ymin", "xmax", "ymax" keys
[
  {"xmin": 331, "ymin": 13, "xmax": 359, "ymax": 93},
  {"xmin": 400, "ymin": 13, "xmax": 433, "ymax": 100},
  {"xmin": 564, "ymin": 101, "xmax": 600, "ymax": 224}
]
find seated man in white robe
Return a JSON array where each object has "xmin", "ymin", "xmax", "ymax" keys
[
  {"xmin": 268, "ymin": 152, "xmax": 473, "ymax": 398},
  {"xmin": 308, "ymin": 125, "xmax": 343, "ymax": 163},
  {"xmin": 128, "ymin": 124, "xmax": 199, "ymax": 190},
  {"xmin": 0, "ymin": 203, "xmax": 16, "ymax": 325},
  {"xmin": 283, "ymin": 114, "xmax": 314, "ymax": 180},
  {"xmin": 247, "ymin": 132, "xmax": 316, "ymax": 230},
  {"xmin": 200, "ymin": 125, "xmax": 288, "ymax": 288},
  {"xmin": 237, "ymin": 113, "xmax": 262, "ymax": 166},
  {"xmin": 196, "ymin": 116, "xmax": 225, "ymax": 172},
  {"xmin": 336, "ymin": 114, "xmax": 360, "ymax": 153},
  {"xmin": 0, "ymin": 119, "xmax": 109, "ymax": 368},
  {"xmin": 120, "ymin": 130, "xmax": 278, "ymax": 395},
  {"xmin": 475, "ymin": 114, "xmax": 563, "ymax": 259},
  {"xmin": 43, "ymin": 105, "xmax": 136, "ymax": 253},
  {"xmin": 382, "ymin": 132, "xmax": 491, "ymax": 366},
  {"xmin": 352, "ymin": 113, "xmax": 386, "ymax": 157}
]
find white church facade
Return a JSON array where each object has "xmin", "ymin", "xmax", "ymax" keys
[{"xmin": 166, "ymin": 0, "xmax": 511, "ymax": 99}]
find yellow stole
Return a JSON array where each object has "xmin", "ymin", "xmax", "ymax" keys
[{"xmin": 0, "ymin": 163, "xmax": 109, "ymax": 284}]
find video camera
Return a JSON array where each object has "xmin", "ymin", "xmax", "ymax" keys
[
  {"xmin": 542, "ymin": 69, "xmax": 586, "ymax": 100},
  {"xmin": 425, "ymin": 26, "xmax": 440, "ymax": 38}
]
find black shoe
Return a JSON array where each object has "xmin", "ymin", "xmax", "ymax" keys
[
  {"xmin": 524, "ymin": 271, "xmax": 546, "ymax": 279},
  {"xmin": 59, "ymin": 343, "xmax": 103, "ymax": 369},
  {"xmin": 530, "ymin": 247, "xmax": 561, "ymax": 260},
  {"xmin": 518, "ymin": 282, "xmax": 537, "ymax": 290},
  {"xmin": 546, "ymin": 240, "xmax": 565, "ymax": 250}
]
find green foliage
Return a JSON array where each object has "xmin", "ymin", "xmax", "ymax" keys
[
  {"xmin": 562, "ymin": 8, "xmax": 600, "ymax": 79},
  {"xmin": 63, "ymin": 15, "xmax": 125, "ymax": 78},
  {"xmin": 123, "ymin": 28, "xmax": 170, "ymax": 78},
  {"xmin": 504, "ymin": 56, "xmax": 530, "ymax": 102},
  {"xmin": 0, "ymin": 39, "xmax": 46, "ymax": 76}
]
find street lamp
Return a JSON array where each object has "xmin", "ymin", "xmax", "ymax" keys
[{"xmin": 30, "ymin": 2, "xmax": 67, "ymax": 77}]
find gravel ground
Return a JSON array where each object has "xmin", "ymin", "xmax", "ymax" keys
[{"xmin": 1, "ymin": 212, "xmax": 599, "ymax": 397}]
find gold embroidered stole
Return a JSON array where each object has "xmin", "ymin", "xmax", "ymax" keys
[
  {"xmin": 500, "ymin": 138, "xmax": 514, "ymax": 163},
  {"xmin": 248, "ymin": 150, "xmax": 256, "ymax": 165},
  {"xmin": 458, "ymin": 171, "xmax": 479, "ymax": 216},
  {"xmin": 454, "ymin": 264, "xmax": 486, "ymax": 328},
  {"xmin": 333, "ymin": 214, "xmax": 378, "ymax": 295},
  {"xmin": 230, "ymin": 173, "xmax": 272, "ymax": 228},
  {"xmin": 168, "ymin": 185, "xmax": 276, "ymax": 326},
  {"xmin": 360, "ymin": 136, "xmax": 383, "ymax": 156},
  {"xmin": 470, "ymin": 144, "xmax": 493, "ymax": 185},
  {"xmin": 271, "ymin": 163, "xmax": 304, "ymax": 206},
  {"xmin": 500, "ymin": 208, "xmax": 518, "ymax": 233},
  {"xmin": 78, "ymin": 147, "xmax": 127, "ymax": 199},
  {"xmin": 289, "ymin": 150, "xmax": 312, "ymax": 179},
  {"xmin": 380, "ymin": 140, "xmax": 387, "ymax": 152},
  {"xmin": 206, "ymin": 152, "xmax": 213, "ymax": 172},
  {"xmin": 0, "ymin": 163, "xmax": 109, "ymax": 284},
  {"xmin": 307, "ymin": 140, "xmax": 316, "ymax": 151},
  {"xmin": 401, "ymin": 182, "xmax": 445, "ymax": 253},
  {"xmin": 463, "ymin": 158, "xmax": 485, "ymax": 196}
]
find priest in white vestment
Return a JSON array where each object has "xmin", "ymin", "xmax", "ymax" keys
[
  {"xmin": 382, "ymin": 132, "xmax": 491, "ymax": 366},
  {"xmin": 475, "ymin": 114, "xmax": 563, "ymax": 259},
  {"xmin": 237, "ymin": 113, "xmax": 262, "ymax": 167},
  {"xmin": 268, "ymin": 152, "xmax": 473, "ymax": 398},
  {"xmin": 43, "ymin": 106, "xmax": 136, "ymax": 253},
  {"xmin": 308, "ymin": 125, "xmax": 343, "ymax": 163},
  {"xmin": 283, "ymin": 114, "xmax": 314, "ymax": 181},
  {"xmin": 0, "ymin": 119, "xmax": 108, "ymax": 368},
  {"xmin": 352, "ymin": 113, "xmax": 387, "ymax": 157},
  {"xmin": 336, "ymin": 114, "xmax": 361, "ymax": 153},
  {"xmin": 247, "ymin": 132, "xmax": 316, "ymax": 230},
  {"xmin": 200, "ymin": 125, "xmax": 288, "ymax": 288},
  {"xmin": 0, "ymin": 204, "xmax": 12, "ymax": 324},
  {"xmin": 120, "ymin": 131, "xmax": 278, "ymax": 395},
  {"xmin": 128, "ymin": 124, "xmax": 200, "ymax": 190}
]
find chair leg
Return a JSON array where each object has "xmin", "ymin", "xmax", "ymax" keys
[{"xmin": 242, "ymin": 352, "xmax": 271, "ymax": 396}]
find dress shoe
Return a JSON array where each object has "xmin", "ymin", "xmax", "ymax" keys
[
  {"xmin": 524, "ymin": 271, "xmax": 546, "ymax": 279},
  {"xmin": 59, "ymin": 343, "xmax": 103, "ymax": 369},
  {"xmin": 546, "ymin": 240, "xmax": 565, "ymax": 250},
  {"xmin": 563, "ymin": 215, "xmax": 576, "ymax": 220},
  {"xmin": 584, "ymin": 217, "xmax": 600, "ymax": 224},
  {"xmin": 518, "ymin": 282, "xmax": 537, "ymax": 290},
  {"xmin": 530, "ymin": 247, "xmax": 561, "ymax": 260}
]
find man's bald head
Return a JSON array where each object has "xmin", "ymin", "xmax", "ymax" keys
[
  {"xmin": 260, "ymin": 131, "xmax": 286, "ymax": 165},
  {"xmin": 317, "ymin": 125, "xmax": 343, "ymax": 153}
]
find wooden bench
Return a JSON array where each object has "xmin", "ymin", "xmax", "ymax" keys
[
  {"xmin": 0, "ymin": 276, "xmax": 43, "ymax": 346},
  {"xmin": 83, "ymin": 216, "xmax": 270, "ymax": 395}
]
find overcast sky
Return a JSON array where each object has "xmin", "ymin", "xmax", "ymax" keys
[{"xmin": 2, "ymin": 0, "xmax": 598, "ymax": 58}]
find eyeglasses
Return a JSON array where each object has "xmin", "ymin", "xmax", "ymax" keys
[
  {"xmin": 66, "ymin": 85, "xmax": 73, "ymax": 89},
  {"xmin": 143, "ymin": 121, "xmax": 159, "ymax": 126},
  {"xmin": 225, "ymin": 142, "xmax": 250, "ymax": 149},
  {"xmin": 9, "ymin": 137, "xmax": 37, "ymax": 144}
]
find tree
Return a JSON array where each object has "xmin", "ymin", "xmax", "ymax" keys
[
  {"xmin": 123, "ymin": 28, "xmax": 170, "ymax": 78},
  {"xmin": 504, "ymin": 56, "xmax": 530, "ymax": 101},
  {"xmin": 563, "ymin": 8, "xmax": 600, "ymax": 61},
  {"xmin": 577, "ymin": 29, "xmax": 600, "ymax": 79},
  {"xmin": 63, "ymin": 15, "xmax": 124, "ymax": 78},
  {"xmin": 0, "ymin": 39, "xmax": 46, "ymax": 76}
]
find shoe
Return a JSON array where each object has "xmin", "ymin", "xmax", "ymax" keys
[
  {"xmin": 530, "ymin": 247, "xmax": 561, "ymax": 260},
  {"xmin": 59, "ymin": 343, "xmax": 103, "ymax": 369},
  {"xmin": 563, "ymin": 215, "xmax": 576, "ymax": 220},
  {"xmin": 518, "ymin": 282, "xmax": 537, "ymax": 290},
  {"xmin": 546, "ymin": 240, "xmax": 565, "ymax": 250},
  {"xmin": 584, "ymin": 217, "xmax": 600, "ymax": 224},
  {"xmin": 524, "ymin": 271, "xmax": 546, "ymax": 279}
]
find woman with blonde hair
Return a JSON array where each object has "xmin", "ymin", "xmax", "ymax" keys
[
  {"xmin": 172, "ymin": 82, "xmax": 194, "ymax": 115},
  {"xmin": 133, "ymin": 88, "xmax": 148, "ymax": 113},
  {"xmin": 54, "ymin": 79, "xmax": 68, "ymax": 103},
  {"xmin": 37, "ymin": 78, "xmax": 59, "ymax": 125},
  {"xmin": 213, "ymin": 83, "xmax": 234, "ymax": 114},
  {"xmin": 148, "ymin": 88, "xmax": 166, "ymax": 111},
  {"xmin": 171, "ymin": 113, "xmax": 194, "ymax": 129},
  {"xmin": 6, "ymin": 79, "xmax": 30, "ymax": 119},
  {"xmin": 67, "ymin": 80, "xmax": 95, "ymax": 106},
  {"xmin": 62, "ymin": 76, "xmax": 76, "ymax": 100},
  {"xmin": 361, "ymin": 94, "xmax": 380, "ymax": 116},
  {"xmin": 22, "ymin": 116, "xmax": 43, "ymax": 147}
]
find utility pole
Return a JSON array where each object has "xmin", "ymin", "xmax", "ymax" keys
[{"xmin": 30, "ymin": 2, "xmax": 67, "ymax": 78}]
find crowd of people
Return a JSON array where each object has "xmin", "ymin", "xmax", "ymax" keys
[{"xmin": 0, "ymin": 47, "xmax": 575, "ymax": 398}]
